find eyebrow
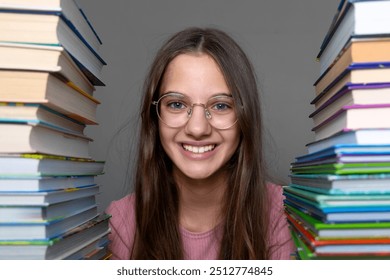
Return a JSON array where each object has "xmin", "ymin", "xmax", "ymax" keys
[{"xmin": 160, "ymin": 91, "xmax": 232, "ymax": 99}]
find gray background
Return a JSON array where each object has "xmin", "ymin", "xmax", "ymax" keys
[{"xmin": 76, "ymin": 0, "xmax": 340, "ymax": 211}]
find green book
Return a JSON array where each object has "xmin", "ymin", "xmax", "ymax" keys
[
  {"xmin": 291, "ymin": 162, "xmax": 390, "ymax": 175},
  {"xmin": 286, "ymin": 204, "xmax": 390, "ymax": 239}
]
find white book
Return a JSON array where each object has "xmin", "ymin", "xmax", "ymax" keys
[
  {"xmin": 311, "ymin": 86, "xmax": 390, "ymax": 126},
  {"xmin": 0, "ymin": 214, "xmax": 110, "ymax": 260},
  {"xmin": 0, "ymin": 12, "xmax": 105, "ymax": 85},
  {"xmin": 312, "ymin": 105, "xmax": 390, "ymax": 141},
  {"xmin": 0, "ymin": 155, "xmax": 104, "ymax": 177},
  {"xmin": 318, "ymin": 1, "xmax": 390, "ymax": 75},
  {"xmin": 0, "ymin": 176, "xmax": 95, "ymax": 192},
  {"xmin": 0, "ymin": 0, "xmax": 102, "ymax": 53},
  {"xmin": 0, "ymin": 123, "xmax": 91, "ymax": 158},
  {"xmin": 0, "ymin": 185, "xmax": 99, "ymax": 206},
  {"xmin": 0, "ymin": 42, "xmax": 95, "ymax": 95},
  {"xmin": 306, "ymin": 129, "xmax": 390, "ymax": 154},
  {"xmin": 0, "ymin": 195, "xmax": 97, "ymax": 222},
  {"xmin": 0, "ymin": 103, "xmax": 86, "ymax": 137},
  {"xmin": 0, "ymin": 207, "xmax": 98, "ymax": 240}
]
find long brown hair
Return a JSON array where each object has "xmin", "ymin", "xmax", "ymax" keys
[{"xmin": 134, "ymin": 27, "xmax": 270, "ymax": 259}]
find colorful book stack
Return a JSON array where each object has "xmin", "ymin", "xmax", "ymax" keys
[
  {"xmin": 285, "ymin": 0, "xmax": 390, "ymax": 260},
  {"xmin": 0, "ymin": 0, "xmax": 111, "ymax": 260}
]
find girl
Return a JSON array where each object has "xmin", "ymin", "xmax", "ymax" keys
[{"xmin": 106, "ymin": 27, "xmax": 295, "ymax": 259}]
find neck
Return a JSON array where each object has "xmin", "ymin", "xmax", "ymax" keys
[{"xmin": 173, "ymin": 168, "xmax": 227, "ymax": 233}]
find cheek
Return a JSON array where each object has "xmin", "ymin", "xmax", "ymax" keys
[
  {"xmin": 229, "ymin": 127, "xmax": 241, "ymax": 149},
  {"xmin": 158, "ymin": 123, "xmax": 175, "ymax": 155}
]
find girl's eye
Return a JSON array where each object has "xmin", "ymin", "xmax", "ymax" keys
[
  {"xmin": 167, "ymin": 101, "xmax": 186, "ymax": 110},
  {"xmin": 210, "ymin": 103, "xmax": 231, "ymax": 111},
  {"xmin": 215, "ymin": 103, "xmax": 228, "ymax": 110}
]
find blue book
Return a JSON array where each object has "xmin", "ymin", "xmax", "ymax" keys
[
  {"xmin": 295, "ymin": 144, "xmax": 390, "ymax": 163},
  {"xmin": 290, "ymin": 173, "xmax": 390, "ymax": 195}
]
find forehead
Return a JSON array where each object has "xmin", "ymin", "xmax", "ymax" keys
[{"xmin": 160, "ymin": 53, "xmax": 229, "ymax": 99}]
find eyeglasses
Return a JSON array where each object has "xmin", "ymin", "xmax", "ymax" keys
[{"xmin": 152, "ymin": 92, "xmax": 238, "ymax": 130}]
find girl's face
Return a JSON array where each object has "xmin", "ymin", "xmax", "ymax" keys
[{"xmin": 158, "ymin": 53, "xmax": 240, "ymax": 181}]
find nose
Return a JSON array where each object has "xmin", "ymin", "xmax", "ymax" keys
[{"xmin": 184, "ymin": 104, "xmax": 212, "ymax": 138}]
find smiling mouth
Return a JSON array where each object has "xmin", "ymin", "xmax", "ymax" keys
[{"xmin": 182, "ymin": 144, "xmax": 216, "ymax": 154}]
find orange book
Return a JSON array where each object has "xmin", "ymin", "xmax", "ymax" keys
[{"xmin": 315, "ymin": 38, "xmax": 390, "ymax": 97}]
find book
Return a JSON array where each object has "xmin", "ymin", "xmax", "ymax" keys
[
  {"xmin": 310, "ymin": 84, "xmax": 390, "ymax": 126},
  {"xmin": 290, "ymin": 228, "xmax": 390, "ymax": 259},
  {"xmin": 317, "ymin": 0, "xmax": 390, "ymax": 75},
  {"xmin": 313, "ymin": 66, "xmax": 390, "ymax": 102},
  {"xmin": 315, "ymin": 37, "xmax": 390, "ymax": 96},
  {"xmin": 0, "ymin": 103, "xmax": 85, "ymax": 136},
  {"xmin": 0, "ymin": 206, "xmax": 98, "ymax": 240},
  {"xmin": 0, "ymin": 154, "xmax": 105, "ymax": 177},
  {"xmin": 0, "ymin": 70, "xmax": 99, "ymax": 124},
  {"xmin": 284, "ymin": 194, "xmax": 390, "ymax": 223},
  {"xmin": 294, "ymin": 144, "xmax": 390, "ymax": 164},
  {"xmin": 0, "ymin": 42, "xmax": 96, "ymax": 93},
  {"xmin": 290, "ymin": 174, "xmax": 390, "ymax": 195},
  {"xmin": 284, "ymin": 186, "xmax": 390, "ymax": 208},
  {"xmin": 289, "ymin": 0, "xmax": 390, "ymax": 260},
  {"xmin": 287, "ymin": 212, "xmax": 390, "ymax": 255},
  {"xmin": 0, "ymin": 195, "xmax": 97, "ymax": 222},
  {"xmin": 0, "ymin": 10, "xmax": 106, "ymax": 84},
  {"xmin": 64, "ymin": 234, "xmax": 109, "ymax": 260},
  {"xmin": 286, "ymin": 204, "xmax": 390, "ymax": 239},
  {"xmin": 312, "ymin": 104, "xmax": 390, "ymax": 141},
  {"xmin": 286, "ymin": 200, "xmax": 390, "ymax": 223},
  {"xmin": 291, "ymin": 162, "xmax": 390, "ymax": 175},
  {"xmin": 0, "ymin": 213, "xmax": 110, "ymax": 260},
  {"xmin": 0, "ymin": 123, "xmax": 91, "ymax": 158},
  {"xmin": 292, "ymin": 155, "xmax": 390, "ymax": 168},
  {"xmin": 0, "ymin": 175, "xmax": 95, "ymax": 192},
  {"xmin": 0, "ymin": 185, "xmax": 99, "ymax": 206},
  {"xmin": 306, "ymin": 129, "xmax": 390, "ymax": 154},
  {"xmin": 0, "ymin": 0, "xmax": 102, "ymax": 52}
]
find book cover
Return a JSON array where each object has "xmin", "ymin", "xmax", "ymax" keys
[
  {"xmin": 0, "ymin": 70, "xmax": 99, "ymax": 124},
  {"xmin": 284, "ymin": 186, "xmax": 390, "ymax": 207},
  {"xmin": 0, "ymin": 185, "xmax": 99, "ymax": 206},
  {"xmin": 0, "ymin": 195, "xmax": 97, "ymax": 222},
  {"xmin": 0, "ymin": 103, "xmax": 86, "ymax": 136},
  {"xmin": 314, "ymin": 63, "xmax": 390, "ymax": 97},
  {"xmin": 290, "ymin": 173, "xmax": 390, "ymax": 195},
  {"xmin": 0, "ymin": 206, "xmax": 98, "ymax": 240},
  {"xmin": 311, "ymin": 104, "xmax": 390, "ymax": 141},
  {"xmin": 296, "ymin": 144, "xmax": 390, "ymax": 163},
  {"xmin": 0, "ymin": 123, "xmax": 91, "ymax": 158},
  {"xmin": 0, "ymin": 213, "xmax": 111, "ymax": 260},
  {"xmin": 0, "ymin": 42, "xmax": 96, "ymax": 92},
  {"xmin": 0, "ymin": 154, "xmax": 105, "ymax": 177},
  {"xmin": 0, "ymin": 11, "xmax": 106, "ymax": 85},
  {"xmin": 0, "ymin": 0, "xmax": 102, "ymax": 52},
  {"xmin": 0, "ymin": 175, "xmax": 95, "ymax": 192},
  {"xmin": 286, "ymin": 204, "xmax": 390, "ymax": 238},
  {"xmin": 291, "ymin": 161, "xmax": 390, "ymax": 175},
  {"xmin": 315, "ymin": 37, "xmax": 390, "ymax": 94},
  {"xmin": 310, "ymin": 83, "xmax": 390, "ymax": 126},
  {"xmin": 317, "ymin": 0, "xmax": 390, "ymax": 74}
]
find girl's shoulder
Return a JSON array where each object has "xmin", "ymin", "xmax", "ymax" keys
[
  {"xmin": 106, "ymin": 193, "xmax": 135, "ymax": 215},
  {"xmin": 266, "ymin": 181, "xmax": 284, "ymax": 203}
]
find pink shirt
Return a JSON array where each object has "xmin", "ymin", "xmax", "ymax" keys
[{"xmin": 105, "ymin": 184, "xmax": 295, "ymax": 260}]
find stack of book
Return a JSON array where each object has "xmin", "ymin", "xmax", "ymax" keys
[
  {"xmin": 0, "ymin": 1, "xmax": 111, "ymax": 260},
  {"xmin": 285, "ymin": 0, "xmax": 390, "ymax": 260}
]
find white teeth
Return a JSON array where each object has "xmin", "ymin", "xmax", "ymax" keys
[{"xmin": 183, "ymin": 144, "xmax": 215, "ymax": 154}]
